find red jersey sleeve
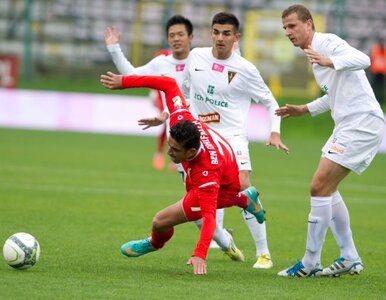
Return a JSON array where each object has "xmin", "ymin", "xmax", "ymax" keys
[
  {"xmin": 189, "ymin": 165, "xmax": 221, "ymax": 259},
  {"xmin": 121, "ymin": 75, "xmax": 189, "ymax": 115}
]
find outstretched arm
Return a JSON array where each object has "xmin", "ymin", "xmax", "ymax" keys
[
  {"xmin": 138, "ymin": 111, "xmax": 169, "ymax": 130},
  {"xmin": 100, "ymin": 71, "xmax": 182, "ymax": 96},
  {"xmin": 100, "ymin": 72, "xmax": 192, "ymax": 127},
  {"xmin": 100, "ymin": 71, "xmax": 123, "ymax": 89},
  {"xmin": 275, "ymin": 104, "xmax": 309, "ymax": 119},
  {"xmin": 105, "ymin": 26, "xmax": 121, "ymax": 45}
]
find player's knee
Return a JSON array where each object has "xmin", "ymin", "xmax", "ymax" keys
[
  {"xmin": 310, "ymin": 177, "xmax": 324, "ymax": 196},
  {"xmin": 152, "ymin": 213, "xmax": 165, "ymax": 231}
]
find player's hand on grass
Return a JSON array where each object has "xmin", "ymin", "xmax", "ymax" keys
[
  {"xmin": 186, "ymin": 256, "xmax": 207, "ymax": 275},
  {"xmin": 275, "ymin": 104, "xmax": 309, "ymax": 119},
  {"xmin": 266, "ymin": 132, "xmax": 289, "ymax": 154},
  {"xmin": 104, "ymin": 26, "xmax": 121, "ymax": 45},
  {"xmin": 100, "ymin": 72, "xmax": 122, "ymax": 89}
]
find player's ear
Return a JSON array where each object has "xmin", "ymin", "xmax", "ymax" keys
[{"xmin": 186, "ymin": 148, "xmax": 197, "ymax": 160}]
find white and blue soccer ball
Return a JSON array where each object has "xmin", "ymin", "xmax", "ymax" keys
[{"xmin": 3, "ymin": 232, "xmax": 41, "ymax": 269}]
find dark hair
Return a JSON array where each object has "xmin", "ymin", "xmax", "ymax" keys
[
  {"xmin": 166, "ymin": 15, "xmax": 193, "ymax": 36},
  {"xmin": 282, "ymin": 4, "xmax": 315, "ymax": 30},
  {"xmin": 212, "ymin": 12, "xmax": 240, "ymax": 32},
  {"xmin": 170, "ymin": 120, "xmax": 200, "ymax": 150}
]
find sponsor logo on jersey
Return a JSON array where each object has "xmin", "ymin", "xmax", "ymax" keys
[
  {"xmin": 212, "ymin": 63, "xmax": 224, "ymax": 72},
  {"xmin": 193, "ymin": 93, "xmax": 228, "ymax": 108},
  {"xmin": 228, "ymin": 71, "xmax": 237, "ymax": 83},
  {"xmin": 322, "ymin": 84, "xmax": 328, "ymax": 93},
  {"xmin": 207, "ymin": 85, "xmax": 215, "ymax": 95},
  {"xmin": 198, "ymin": 112, "xmax": 220, "ymax": 124},
  {"xmin": 194, "ymin": 68, "xmax": 205, "ymax": 71},
  {"xmin": 327, "ymin": 144, "xmax": 345, "ymax": 154},
  {"xmin": 176, "ymin": 64, "xmax": 185, "ymax": 72}
]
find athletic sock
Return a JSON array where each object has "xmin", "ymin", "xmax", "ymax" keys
[
  {"xmin": 150, "ymin": 228, "xmax": 174, "ymax": 249},
  {"xmin": 194, "ymin": 216, "xmax": 230, "ymax": 249},
  {"xmin": 242, "ymin": 210, "xmax": 270, "ymax": 256},
  {"xmin": 330, "ymin": 191, "xmax": 359, "ymax": 260},
  {"xmin": 216, "ymin": 209, "xmax": 225, "ymax": 230},
  {"xmin": 302, "ymin": 196, "xmax": 331, "ymax": 269}
]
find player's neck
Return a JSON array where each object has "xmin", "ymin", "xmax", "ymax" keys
[
  {"xmin": 211, "ymin": 48, "xmax": 232, "ymax": 60},
  {"xmin": 172, "ymin": 51, "xmax": 189, "ymax": 60}
]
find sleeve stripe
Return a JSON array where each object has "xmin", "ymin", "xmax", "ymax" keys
[{"xmin": 198, "ymin": 182, "xmax": 217, "ymax": 188}]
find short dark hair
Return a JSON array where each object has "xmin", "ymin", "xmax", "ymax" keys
[
  {"xmin": 170, "ymin": 120, "xmax": 200, "ymax": 150},
  {"xmin": 212, "ymin": 12, "xmax": 240, "ymax": 32},
  {"xmin": 282, "ymin": 4, "xmax": 315, "ymax": 31},
  {"xmin": 166, "ymin": 15, "xmax": 193, "ymax": 36}
]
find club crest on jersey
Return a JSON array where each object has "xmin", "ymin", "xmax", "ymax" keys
[
  {"xmin": 172, "ymin": 96, "xmax": 183, "ymax": 109},
  {"xmin": 212, "ymin": 63, "xmax": 224, "ymax": 72},
  {"xmin": 176, "ymin": 64, "xmax": 185, "ymax": 72},
  {"xmin": 228, "ymin": 71, "xmax": 237, "ymax": 83}
]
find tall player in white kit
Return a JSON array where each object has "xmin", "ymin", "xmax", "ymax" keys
[
  {"xmin": 277, "ymin": 4, "xmax": 385, "ymax": 277},
  {"xmin": 105, "ymin": 15, "xmax": 244, "ymax": 262},
  {"xmin": 181, "ymin": 12, "xmax": 289, "ymax": 269}
]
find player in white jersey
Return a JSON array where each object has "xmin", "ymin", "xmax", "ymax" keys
[
  {"xmin": 277, "ymin": 4, "xmax": 385, "ymax": 277},
  {"xmin": 105, "ymin": 15, "xmax": 244, "ymax": 262},
  {"xmin": 181, "ymin": 12, "xmax": 289, "ymax": 269}
]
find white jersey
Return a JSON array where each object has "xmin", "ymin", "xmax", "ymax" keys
[
  {"xmin": 182, "ymin": 47, "xmax": 281, "ymax": 138},
  {"xmin": 306, "ymin": 32, "xmax": 384, "ymax": 125}
]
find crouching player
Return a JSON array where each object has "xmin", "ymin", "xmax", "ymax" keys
[{"xmin": 100, "ymin": 72, "xmax": 265, "ymax": 275}]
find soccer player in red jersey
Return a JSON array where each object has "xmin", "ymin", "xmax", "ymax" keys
[{"xmin": 100, "ymin": 72, "xmax": 265, "ymax": 275}]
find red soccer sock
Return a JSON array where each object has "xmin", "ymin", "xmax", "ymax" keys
[
  {"xmin": 231, "ymin": 193, "xmax": 248, "ymax": 209},
  {"xmin": 150, "ymin": 228, "xmax": 174, "ymax": 249}
]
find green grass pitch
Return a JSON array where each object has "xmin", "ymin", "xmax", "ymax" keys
[{"xmin": 0, "ymin": 127, "xmax": 385, "ymax": 299}]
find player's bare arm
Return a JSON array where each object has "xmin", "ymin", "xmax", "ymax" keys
[
  {"xmin": 266, "ymin": 132, "xmax": 289, "ymax": 154},
  {"xmin": 186, "ymin": 256, "xmax": 207, "ymax": 275},
  {"xmin": 275, "ymin": 104, "xmax": 309, "ymax": 119},
  {"xmin": 100, "ymin": 71, "xmax": 123, "ymax": 89},
  {"xmin": 104, "ymin": 26, "xmax": 121, "ymax": 45},
  {"xmin": 304, "ymin": 46, "xmax": 334, "ymax": 68},
  {"xmin": 138, "ymin": 111, "xmax": 169, "ymax": 130}
]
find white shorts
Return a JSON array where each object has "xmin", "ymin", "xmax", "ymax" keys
[
  {"xmin": 322, "ymin": 113, "xmax": 385, "ymax": 174},
  {"xmin": 225, "ymin": 135, "xmax": 251, "ymax": 171}
]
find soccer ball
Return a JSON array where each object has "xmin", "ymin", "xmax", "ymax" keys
[{"xmin": 3, "ymin": 232, "xmax": 41, "ymax": 269}]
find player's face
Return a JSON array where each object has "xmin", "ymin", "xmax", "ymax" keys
[
  {"xmin": 282, "ymin": 13, "xmax": 313, "ymax": 49},
  {"xmin": 167, "ymin": 137, "xmax": 188, "ymax": 163},
  {"xmin": 211, "ymin": 24, "xmax": 240, "ymax": 59},
  {"xmin": 167, "ymin": 24, "xmax": 192, "ymax": 59}
]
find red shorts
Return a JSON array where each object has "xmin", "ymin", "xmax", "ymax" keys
[{"xmin": 182, "ymin": 185, "xmax": 240, "ymax": 221}]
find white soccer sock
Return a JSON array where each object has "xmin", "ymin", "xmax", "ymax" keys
[
  {"xmin": 330, "ymin": 191, "xmax": 359, "ymax": 260},
  {"xmin": 302, "ymin": 196, "xmax": 331, "ymax": 269},
  {"xmin": 242, "ymin": 210, "xmax": 270, "ymax": 256},
  {"xmin": 194, "ymin": 210, "xmax": 230, "ymax": 250},
  {"xmin": 216, "ymin": 209, "xmax": 224, "ymax": 230}
]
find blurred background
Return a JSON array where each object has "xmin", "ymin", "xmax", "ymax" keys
[
  {"xmin": 0, "ymin": 0, "xmax": 385, "ymax": 97},
  {"xmin": 0, "ymin": 0, "xmax": 385, "ymax": 141}
]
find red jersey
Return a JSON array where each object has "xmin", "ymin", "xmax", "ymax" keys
[{"xmin": 121, "ymin": 75, "xmax": 240, "ymax": 259}]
